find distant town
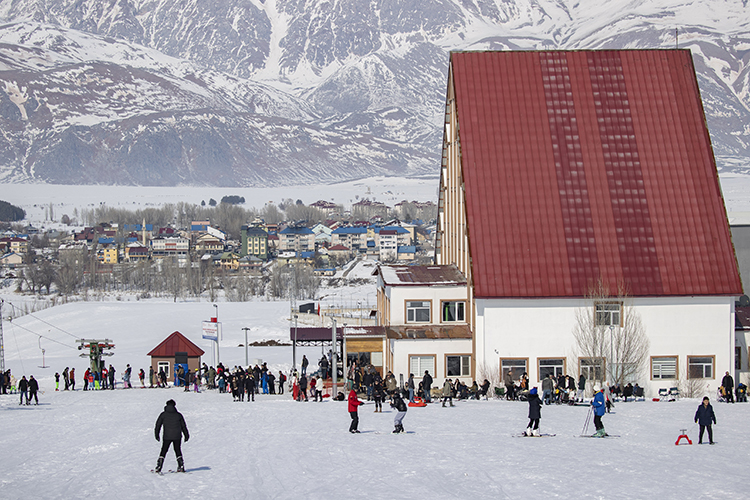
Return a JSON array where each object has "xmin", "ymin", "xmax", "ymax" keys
[{"xmin": 0, "ymin": 196, "xmax": 437, "ymax": 304}]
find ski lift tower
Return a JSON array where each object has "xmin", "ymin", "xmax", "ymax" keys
[{"xmin": 77, "ymin": 339, "xmax": 115, "ymax": 372}]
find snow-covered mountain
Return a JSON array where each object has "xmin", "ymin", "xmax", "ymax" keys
[{"xmin": 0, "ymin": 0, "xmax": 748, "ymax": 186}]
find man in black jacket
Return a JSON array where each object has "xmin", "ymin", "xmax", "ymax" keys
[
  {"xmin": 154, "ymin": 399, "xmax": 190, "ymax": 473},
  {"xmin": 422, "ymin": 370, "xmax": 433, "ymax": 403},
  {"xmin": 28, "ymin": 375, "xmax": 39, "ymax": 405}
]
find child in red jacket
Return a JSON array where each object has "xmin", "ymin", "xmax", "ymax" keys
[{"xmin": 348, "ymin": 389, "xmax": 364, "ymax": 433}]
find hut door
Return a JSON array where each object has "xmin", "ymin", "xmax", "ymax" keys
[{"xmin": 175, "ymin": 352, "xmax": 188, "ymax": 387}]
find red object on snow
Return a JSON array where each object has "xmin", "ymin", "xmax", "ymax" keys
[
  {"xmin": 408, "ymin": 397, "xmax": 427, "ymax": 407},
  {"xmin": 675, "ymin": 431, "xmax": 692, "ymax": 446}
]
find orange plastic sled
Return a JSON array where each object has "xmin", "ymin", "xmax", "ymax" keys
[{"xmin": 408, "ymin": 397, "xmax": 427, "ymax": 407}]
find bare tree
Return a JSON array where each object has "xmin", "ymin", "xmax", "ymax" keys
[
  {"xmin": 56, "ymin": 250, "xmax": 87, "ymax": 296},
  {"xmin": 572, "ymin": 280, "xmax": 650, "ymax": 388}
]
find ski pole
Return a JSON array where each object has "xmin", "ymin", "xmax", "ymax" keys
[{"xmin": 581, "ymin": 405, "xmax": 593, "ymax": 436}]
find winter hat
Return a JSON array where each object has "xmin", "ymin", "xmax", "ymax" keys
[
  {"xmin": 166, "ymin": 399, "xmax": 176, "ymax": 406},
  {"xmin": 530, "ymin": 387, "xmax": 538, "ymax": 395}
]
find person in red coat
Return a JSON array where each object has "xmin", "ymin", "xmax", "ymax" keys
[{"xmin": 348, "ymin": 389, "xmax": 364, "ymax": 433}]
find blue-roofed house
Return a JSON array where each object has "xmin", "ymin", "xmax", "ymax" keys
[
  {"xmin": 279, "ymin": 226, "xmax": 315, "ymax": 252},
  {"xmin": 397, "ymin": 246, "xmax": 416, "ymax": 261},
  {"xmin": 331, "ymin": 227, "xmax": 368, "ymax": 251}
]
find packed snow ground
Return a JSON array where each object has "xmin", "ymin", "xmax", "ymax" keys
[{"xmin": 1, "ymin": 387, "xmax": 749, "ymax": 499}]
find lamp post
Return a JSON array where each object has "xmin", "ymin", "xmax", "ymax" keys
[
  {"xmin": 358, "ymin": 300, "xmax": 362, "ymax": 326},
  {"xmin": 213, "ymin": 304, "xmax": 220, "ymax": 366},
  {"xmin": 609, "ymin": 324, "xmax": 614, "ymax": 386},
  {"xmin": 242, "ymin": 327, "xmax": 250, "ymax": 366},
  {"xmin": 293, "ymin": 314, "xmax": 299, "ymax": 371}
]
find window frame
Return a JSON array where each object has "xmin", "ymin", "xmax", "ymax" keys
[
  {"xmin": 594, "ymin": 301, "xmax": 623, "ymax": 327},
  {"xmin": 687, "ymin": 355, "xmax": 715, "ymax": 380},
  {"xmin": 409, "ymin": 354, "xmax": 437, "ymax": 378},
  {"xmin": 440, "ymin": 300, "xmax": 466, "ymax": 323},
  {"xmin": 405, "ymin": 299, "xmax": 432, "ymax": 324},
  {"xmin": 537, "ymin": 357, "xmax": 566, "ymax": 382},
  {"xmin": 578, "ymin": 357, "xmax": 605, "ymax": 382},
  {"xmin": 445, "ymin": 353, "xmax": 472, "ymax": 378},
  {"xmin": 650, "ymin": 355, "xmax": 678, "ymax": 380},
  {"xmin": 499, "ymin": 357, "xmax": 529, "ymax": 382}
]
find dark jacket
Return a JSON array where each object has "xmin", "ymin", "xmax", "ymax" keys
[
  {"xmin": 528, "ymin": 393, "xmax": 542, "ymax": 419},
  {"xmin": 155, "ymin": 405, "xmax": 190, "ymax": 441},
  {"xmin": 28, "ymin": 377, "xmax": 39, "ymax": 393},
  {"xmin": 694, "ymin": 403, "xmax": 716, "ymax": 426},
  {"xmin": 391, "ymin": 394, "xmax": 407, "ymax": 412},
  {"xmin": 18, "ymin": 378, "xmax": 28, "ymax": 392},
  {"xmin": 722, "ymin": 374, "xmax": 734, "ymax": 390},
  {"xmin": 422, "ymin": 373, "xmax": 433, "ymax": 389}
]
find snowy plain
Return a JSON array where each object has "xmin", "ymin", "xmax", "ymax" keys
[{"xmin": 1, "ymin": 173, "xmax": 750, "ymax": 498}]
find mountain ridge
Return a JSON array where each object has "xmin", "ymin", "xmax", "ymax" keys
[{"xmin": 0, "ymin": 0, "xmax": 748, "ymax": 186}]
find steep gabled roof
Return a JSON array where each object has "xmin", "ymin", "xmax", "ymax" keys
[
  {"xmin": 450, "ymin": 50, "xmax": 741, "ymax": 298},
  {"xmin": 147, "ymin": 331, "xmax": 205, "ymax": 357}
]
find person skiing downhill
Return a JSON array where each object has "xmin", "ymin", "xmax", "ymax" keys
[
  {"xmin": 525, "ymin": 387, "xmax": 542, "ymax": 436},
  {"xmin": 348, "ymin": 389, "xmax": 364, "ymax": 433},
  {"xmin": 591, "ymin": 386, "xmax": 607, "ymax": 436},
  {"xmin": 154, "ymin": 399, "xmax": 190, "ymax": 473}
]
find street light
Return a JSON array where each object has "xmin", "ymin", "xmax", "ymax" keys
[
  {"xmin": 213, "ymin": 304, "xmax": 220, "ymax": 366},
  {"xmin": 358, "ymin": 300, "xmax": 362, "ymax": 326},
  {"xmin": 242, "ymin": 327, "xmax": 250, "ymax": 366},
  {"xmin": 609, "ymin": 324, "xmax": 614, "ymax": 386},
  {"xmin": 293, "ymin": 314, "xmax": 299, "ymax": 372}
]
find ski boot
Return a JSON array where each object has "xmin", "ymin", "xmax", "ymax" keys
[
  {"xmin": 449, "ymin": 401, "xmax": 455, "ymax": 407},
  {"xmin": 393, "ymin": 426, "xmax": 400, "ymax": 434},
  {"xmin": 524, "ymin": 427, "xmax": 532, "ymax": 437},
  {"xmin": 532, "ymin": 428, "xmax": 540, "ymax": 437},
  {"xmin": 176, "ymin": 456, "xmax": 185, "ymax": 473},
  {"xmin": 154, "ymin": 457, "xmax": 164, "ymax": 474},
  {"xmin": 594, "ymin": 428, "xmax": 606, "ymax": 437}
]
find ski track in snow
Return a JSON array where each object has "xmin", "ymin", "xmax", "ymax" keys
[{"xmin": 0, "ymin": 390, "xmax": 748, "ymax": 499}]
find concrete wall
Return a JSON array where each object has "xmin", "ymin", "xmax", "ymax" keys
[{"xmin": 475, "ymin": 296, "xmax": 735, "ymax": 398}]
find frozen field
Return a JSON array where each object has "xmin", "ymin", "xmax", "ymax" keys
[{"xmin": 1, "ymin": 387, "xmax": 748, "ymax": 500}]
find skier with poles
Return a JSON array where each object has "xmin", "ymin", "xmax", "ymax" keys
[
  {"xmin": 154, "ymin": 399, "xmax": 190, "ymax": 473},
  {"xmin": 591, "ymin": 386, "xmax": 607, "ymax": 437}
]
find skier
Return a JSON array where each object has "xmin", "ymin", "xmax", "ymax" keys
[
  {"xmin": 694, "ymin": 396, "xmax": 716, "ymax": 444},
  {"xmin": 298, "ymin": 374, "xmax": 308, "ymax": 402},
  {"xmin": 154, "ymin": 399, "xmax": 190, "ymax": 473},
  {"xmin": 139, "ymin": 368, "xmax": 145, "ymax": 388},
  {"xmin": 391, "ymin": 391, "xmax": 407, "ymax": 433},
  {"xmin": 525, "ymin": 387, "xmax": 542, "ymax": 436},
  {"xmin": 124, "ymin": 364, "xmax": 132, "ymax": 388},
  {"xmin": 591, "ymin": 386, "xmax": 607, "ymax": 437},
  {"xmin": 108, "ymin": 365, "xmax": 116, "ymax": 390},
  {"xmin": 278, "ymin": 371, "xmax": 286, "ymax": 395},
  {"xmin": 18, "ymin": 375, "xmax": 29, "ymax": 405},
  {"xmin": 442, "ymin": 378, "xmax": 454, "ymax": 407},
  {"xmin": 69, "ymin": 368, "xmax": 76, "ymax": 391},
  {"xmin": 28, "ymin": 375, "xmax": 39, "ymax": 405},
  {"xmin": 55, "ymin": 372, "xmax": 60, "ymax": 391},
  {"xmin": 348, "ymin": 389, "xmax": 364, "ymax": 433},
  {"xmin": 63, "ymin": 367, "xmax": 70, "ymax": 391}
]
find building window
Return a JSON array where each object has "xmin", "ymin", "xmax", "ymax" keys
[
  {"xmin": 736, "ymin": 346, "xmax": 742, "ymax": 371},
  {"xmin": 157, "ymin": 361, "xmax": 170, "ymax": 375},
  {"xmin": 688, "ymin": 356, "xmax": 714, "ymax": 379},
  {"xmin": 595, "ymin": 302, "xmax": 621, "ymax": 326},
  {"xmin": 579, "ymin": 357, "xmax": 605, "ymax": 382},
  {"xmin": 406, "ymin": 300, "xmax": 431, "ymax": 323},
  {"xmin": 538, "ymin": 358, "xmax": 566, "ymax": 381},
  {"xmin": 410, "ymin": 355, "xmax": 435, "ymax": 376},
  {"xmin": 446, "ymin": 355, "xmax": 471, "ymax": 377},
  {"xmin": 500, "ymin": 358, "xmax": 528, "ymax": 382},
  {"xmin": 441, "ymin": 301, "xmax": 465, "ymax": 322},
  {"xmin": 651, "ymin": 356, "xmax": 677, "ymax": 380}
]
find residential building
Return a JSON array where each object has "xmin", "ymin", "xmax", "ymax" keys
[
  {"xmin": 278, "ymin": 226, "xmax": 315, "ymax": 252},
  {"xmin": 241, "ymin": 224, "xmax": 269, "ymax": 260}
]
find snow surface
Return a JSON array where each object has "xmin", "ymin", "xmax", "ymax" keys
[{"xmin": 1, "ymin": 381, "xmax": 748, "ymax": 499}]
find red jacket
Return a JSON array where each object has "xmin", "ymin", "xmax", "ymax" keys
[{"xmin": 348, "ymin": 390, "xmax": 363, "ymax": 412}]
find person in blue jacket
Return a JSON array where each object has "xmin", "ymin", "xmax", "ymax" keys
[
  {"xmin": 591, "ymin": 386, "xmax": 607, "ymax": 437},
  {"xmin": 694, "ymin": 396, "xmax": 716, "ymax": 444}
]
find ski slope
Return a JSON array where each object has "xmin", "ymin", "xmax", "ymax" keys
[{"xmin": 1, "ymin": 387, "xmax": 748, "ymax": 499}]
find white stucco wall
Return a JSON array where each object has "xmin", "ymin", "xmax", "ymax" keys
[
  {"xmin": 475, "ymin": 296, "xmax": 735, "ymax": 398},
  {"xmin": 385, "ymin": 285, "xmax": 467, "ymax": 325},
  {"xmin": 390, "ymin": 338, "xmax": 474, "ymax": 386}
]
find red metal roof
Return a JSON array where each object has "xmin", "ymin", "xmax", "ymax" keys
[
  {"xmin": 450, "ymin": 50, "xmax": 742, "ymax": 298},
  {"xmin": 147, "ymin": 331, "xmax": 205, "ymax": 357}
]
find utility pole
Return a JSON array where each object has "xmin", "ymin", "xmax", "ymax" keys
[
  {"xmin": 0, "ymin": 299, "xmax": 5, "ymax": 374},
  {"xmin": 242, "ymin": 327, "xmax": 250, "ymax": 366},
  {"xmin": 332, "ymin": 318, "xmax": 337, "ymax": 397}
]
